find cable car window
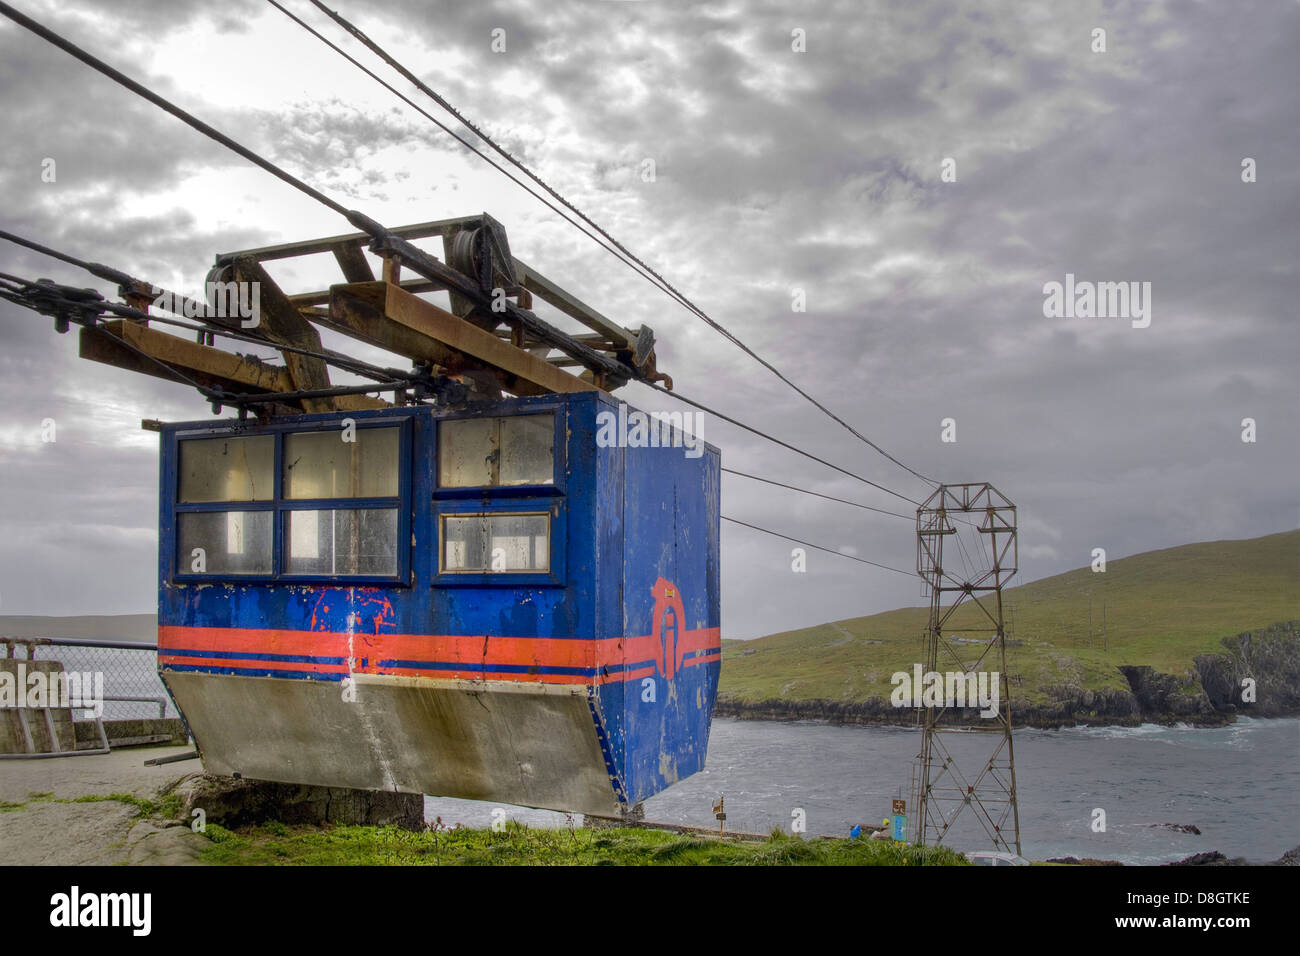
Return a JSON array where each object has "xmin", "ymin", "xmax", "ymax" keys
[
  {"xmin": 441, "ymin": 513, "xmax": 550, "ymax": 572},
  {"xmin": 284, "ymin": 426, "xmax": 399, "ymax": 499},
  {"xmin": 177, "ymin": 511, "xmax": 273, "ymax": 574},
  {"xmin": 286, "ymin": 508, "xmax": 398, "ymax": 575},
  {"xmin": 173, "ymin": 419, "xmax": 409, "ymax": 582},
  {"xmin": 499, "ymin": 415, "xmax": 554, "ymax": 485},
  {"xmin": 439, "ymin": 414, "xmax": 554, "ymax": 488},
  {"xmin": 178, "ymin": 435, "xmax": 274, "ymax": 502}
]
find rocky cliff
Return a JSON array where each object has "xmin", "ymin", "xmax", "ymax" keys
[{"xmin": 716, "ymin": 621, "xmax": 1300, "ymax": 729}]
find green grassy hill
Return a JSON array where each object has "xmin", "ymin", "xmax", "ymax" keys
[{"xmin": 719, "ymin": 530, "xmax": 1300, "ymax": 715}]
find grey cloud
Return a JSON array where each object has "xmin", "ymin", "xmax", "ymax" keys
[{"xmin": 0, "ymin": 0, "xmax": 1295, "ymax": 639}]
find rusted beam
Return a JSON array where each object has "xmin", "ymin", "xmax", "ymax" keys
[
  {"xmin": 216, "ymin": 216, "xmax": 662, "ymax": 390},
  {"xmin": 328, "ymin": 281, "xmax": 464, "ymax": 371},
  {"xmin": 367, "ymin": 232, "xmax": 632, "ymax": 387},
  {"xmin": 78, "ymin": 320, "xmax": 386, "ymax": 412},
  {"xmin": 491, "ymin": 329, "xmax": 617, "ymax": 349},
  {"xmin": 384, "ymin": 283, "xmax": 598, "ymax": 396},
  {"xmin": 329, "ymin": 283, "xmax": 541, "ymax": 396},
  {"xmin": 80, "ymin": 320, "xmax": 292, "ymax": 393},
  {"xmin": 332, "ymin": 242, "xmax": 375, "ymax": 283},
  {"xmin": 213, "ymin": 216, "xmax": 473, "ymax": 266},
  {"xmin": 514, "ymin": 258, "xmax": 636, "ymax": 350},
  {"xmin": 288, "ymin": 276, "xmax": 446, "ymax": 308},
  {"xmin": 329, "ymin": 282, "xmax": 599, "ymax": 397},
  {"xmin": 230, "ymin": 257, "xmax": 337, "ymax": 413}
]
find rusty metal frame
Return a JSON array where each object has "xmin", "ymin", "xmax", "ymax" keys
[
  {"xmin": 24, "ymin": 213, "xmax": 670, "ymax": 419},
  {"xmin": 911, "ymin": 482, "xmax": 1022, "ymax": 855},
  {"xmin": 213, "ymin": 213, "xmax": 667, "ymax": 396}
]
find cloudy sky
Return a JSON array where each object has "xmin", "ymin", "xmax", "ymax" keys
[{"xmin": 0, "ymin": 0, "xmax": 1295, "ymax": 638}]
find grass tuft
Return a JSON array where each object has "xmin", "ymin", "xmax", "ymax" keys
[{"xmin": 191, "ymin": 820, "xmax": 971, "ymax": 867}]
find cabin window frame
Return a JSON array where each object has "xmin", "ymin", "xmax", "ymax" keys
[
  {"xmin": 432, "ymin": 403, "xmax": 566, "ymax": 588},
  {"xmin": 169, "ymin": 415, "xmax": 412, "ymax": 586},
  {"xmin": 432, "ymin": 407, "xmax": 566, "ymax": 498}
]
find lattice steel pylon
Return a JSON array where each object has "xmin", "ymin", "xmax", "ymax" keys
[{"xmin": 911, "ymin": 483, "xmax": 1021, "ymax": 855}]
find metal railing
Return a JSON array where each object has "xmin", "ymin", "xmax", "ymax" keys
[{"xmin": 2, "ymin": 636, "xmax": 176, "ymax": 721}]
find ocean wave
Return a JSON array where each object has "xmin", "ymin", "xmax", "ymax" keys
[{"xmin": 1052, "ymin": 722, "xmax": 1174, "ymax": 739}]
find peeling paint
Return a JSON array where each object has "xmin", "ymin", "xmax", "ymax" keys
[{"xmin": 155, "ymin": 394, "xmax": 720, "ymax": 812}]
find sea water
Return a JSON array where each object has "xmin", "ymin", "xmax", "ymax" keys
[{"xmin": 424, "ymin": 716, "xmax": 1300, "ymax": 864}]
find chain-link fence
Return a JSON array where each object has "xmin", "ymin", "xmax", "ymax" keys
[{"xmin": 15, "ymin": 638, "xmax": 177, "ymax": 721}]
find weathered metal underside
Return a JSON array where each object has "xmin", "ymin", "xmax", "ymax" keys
[{"xmin": 164, "ymin": 671, "xmax": 623, "ymax": 815}]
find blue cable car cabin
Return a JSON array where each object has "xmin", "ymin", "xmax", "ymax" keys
[{"xmin": 156, "ymin": 390, "xmax": 721, "ymax": 816}]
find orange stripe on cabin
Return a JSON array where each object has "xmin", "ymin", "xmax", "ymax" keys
[{"xmin": 158, "ymin": 625, "xmax": 720, "ymax": 685}]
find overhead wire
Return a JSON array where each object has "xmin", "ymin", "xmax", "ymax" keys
[
  {"xmin": 0, "ymin": 229, "xmax": 133, "ymax": 284},
  {"xmin": 258, "ymin": 0, "xmax": 692, "ymax": 314},
  {"xmin": 0, "ymin": 274, "xmax": 212, "ymax": 396},
  {"xmin": 0, "ymin": 271, "xmax": 421, "ymax": 411},
  {"xmin": 278, "ymin": 0, "xmax": 938, "ymax": 489},
  {"xmin": 721, "ymin": 516, "xmax": 915, "ymax": 577},
  {"xmin": 1, "ymin": 0, "xmax": 967, "ymax": 600},
  {"xmin": 0, "ymin": 2, "xmax": 928, "ymax": 511},
  {"xmin": 722, "ymin": 467, "xmax": 913, "ymax": 520},
  {"xmin": 0, "ymin": 232, "xmax": 413, "ymax": 384},
  {"xmin": 644, "ymin": 385, "xmax": 920, "ymax": 505},
  {"xmin": 1, "ymin": 230, "xmax": 929, "ymax": 520},
  {"xmin": 0, "ymin": 265, "xmax": 919, "ymax": 571}
]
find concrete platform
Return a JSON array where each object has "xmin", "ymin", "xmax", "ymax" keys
[{"xmin": 0, "ymin": 745, "xmax": 208, "ymax": 865}]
